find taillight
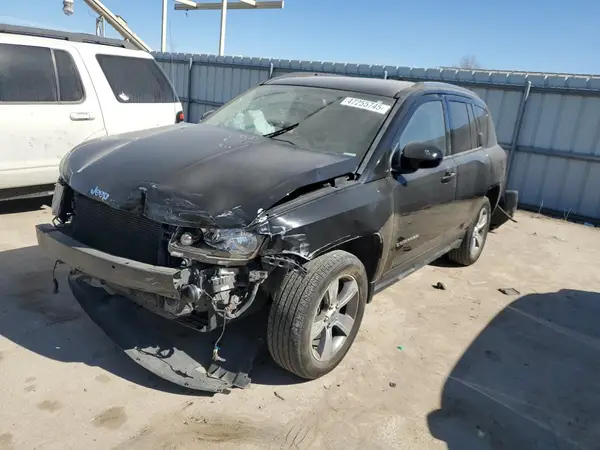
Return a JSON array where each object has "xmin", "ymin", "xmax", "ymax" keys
[{"xmin": 176, "ymin": 111, "xmax": 184, "ymax": 123}]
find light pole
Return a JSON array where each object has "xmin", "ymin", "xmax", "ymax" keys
[
  {"xmin": 174, "ymin": 1, "xmax": 284, "ymax": 56},
  {"xmin": 219, "ymin": 0, "xmax": 228, "ymax": 56},
  {"xmin": 161, "ymin": 0, "xmax": 168, "ymax": 52}
]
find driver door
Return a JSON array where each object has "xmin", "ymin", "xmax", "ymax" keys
[{"xmin": 389, "ymin": 95, "xmax": 458, "ymax": 270}]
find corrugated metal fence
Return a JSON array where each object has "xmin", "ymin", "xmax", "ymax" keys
[{"xmin": 154, "ymin": 52, "xmax": 600, "ymax": 222}]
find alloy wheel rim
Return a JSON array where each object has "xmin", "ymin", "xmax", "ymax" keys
[
  {"xmin": 470, "ymin": 207, "xmax": 489, "ymax": 259},
  {"xmin": 311, "ymin": 275, "xmax": 360, "ymax": 362}
]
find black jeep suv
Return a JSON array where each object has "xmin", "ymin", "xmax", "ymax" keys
[{"xmin": 37, "ymin": 74, "xmax": 517, "ymax": 392}]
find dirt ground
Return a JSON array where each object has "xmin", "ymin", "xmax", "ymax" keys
[{"xmin": 1, "ymin": 199, "xmax": 599, "ymax": 450}]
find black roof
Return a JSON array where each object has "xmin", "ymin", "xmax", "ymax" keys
[
  {"xmin": 265, "ymin": 73, "xmax": 415, "ymax": 98},
  {"xmin": 264, "ymin": 73, "xmax": 481, "ymax": 101},
  {"xmin": 0, "ymin": 23, "xmax": 137, "ymax": 49}
]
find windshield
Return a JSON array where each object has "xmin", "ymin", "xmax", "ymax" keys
[{"xmin": 203, "ymin": 84, "xmax": 395, "ymax": 158}]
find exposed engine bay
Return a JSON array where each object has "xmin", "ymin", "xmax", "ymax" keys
[
  {"xmin": 44, "ymin": 180, "xmax": 310, "ymax": 392},
  {"xmin": 88, "ymin": 264, "xmax": 269, "ymax": 330},
  {"xmin": 50, "ymin": 181, "xmax": 305, "ymax": 336}
]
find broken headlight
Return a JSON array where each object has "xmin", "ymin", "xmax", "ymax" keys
[{"xmin": 202, "ymin": 228, "xmax": 263, "ymax": 257}]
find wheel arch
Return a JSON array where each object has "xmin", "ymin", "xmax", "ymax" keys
[
  {"xmin": 310, "ymin": 233, "xmax": 384, "ymax": 302},
  {"xmin": 486, "ymin": 184, "xmax": 501, "ymax": 212}
]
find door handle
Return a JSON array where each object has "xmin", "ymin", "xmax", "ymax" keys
[
  {"xmin": 70, "ymin": 112, "xmax": 95, "ymax": 121},
  {"xmin": 441, "ymin": 170, "xmax": 456, "ymax": 183}
]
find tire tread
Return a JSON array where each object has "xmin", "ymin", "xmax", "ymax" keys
[
  {"xmin": 448, "ymin": 197, "xmax": 491, "ymax": 266},
  {"xmin": 267, "ymin": 250, "xmax": 364, "ymax": 378}
]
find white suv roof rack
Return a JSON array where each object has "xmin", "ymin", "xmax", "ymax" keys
[{"xmin": 0, "ymin": 23, "xmax": 137, "ymax": 50}]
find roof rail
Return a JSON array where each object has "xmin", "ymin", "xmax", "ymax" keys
[
  {"xmin": 0, "ymin": 23, "xmax": 137, "ymax": 50},
  {"xmin": 420, "ymin": 81, "xmax": 476, "ymax": 95},
  {"xmin": 263, "ymin": 71, "xmax": 342, "ymax": 84}
]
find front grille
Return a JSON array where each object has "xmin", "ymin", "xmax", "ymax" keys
[{"xmin": 72, "ymin": 193, "xmax": 163, "ymax": 265}]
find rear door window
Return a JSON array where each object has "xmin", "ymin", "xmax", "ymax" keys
[
  {"xmin": 448, "ymin": 101, "xmax": 474, "ymax": 154},
  {"xmin": 55, "ymin": 50, "xmax": 84, "ymax": 102},
  {"xmin": 96, "ymin": 54, "xmax": 176, "ymax": 103},
  {"xmin": 0, "ymin": 43, "xmax": 57, "ymax": 102}
]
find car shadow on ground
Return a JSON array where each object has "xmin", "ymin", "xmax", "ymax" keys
[
  {"xmin": 428, "ymin": 289, "xmax": 600, "ymax": 450},
  {"xmin": 0, "ymin": 245, "xmax": 304, "ymax": 397},
  {"xmin": 0, "ymin": 197, "xmax": 51, "ymax": 214},
  {"xmin": 429, "ymin": 256, "xmax": 462, "ymax": 268}
]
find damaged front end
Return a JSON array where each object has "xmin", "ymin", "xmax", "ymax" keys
[{"xmin": 38, "ymin": 180, "xmax": 310, "ymax": 392}]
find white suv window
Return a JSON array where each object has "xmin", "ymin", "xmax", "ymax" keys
[
  {"xmin": 0, "ymin": 43, "xmax": 56, "ymax": 102},
  {"xmin": 0, "ymin": 44, "xmax": 85, "ymax": 104},
  {"xmin": 398, "ymin": 100, "xmax": 447, "ymax": 154},
  {"xmin": 96, "ymin": 54, "xmax": 176, "ymax": 104},
  {"xmin": 55, "ymin": 50, "xmax": 84, "ymax": 102}
]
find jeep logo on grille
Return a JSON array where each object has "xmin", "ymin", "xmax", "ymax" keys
[{"xmin": 89, "ymin": 186, "xmax": 110, "ymax": 201}]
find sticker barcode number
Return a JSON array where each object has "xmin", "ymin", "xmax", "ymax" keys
[{"xmin": 340, "ymin": 97, "xmax": 391, "ymax": 115}]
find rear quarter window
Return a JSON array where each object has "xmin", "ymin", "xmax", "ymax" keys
[
  {"xmin": 55, "ymin": 50, "xmax": 84, "ymax": 102},
  {"xmin": 96, "ymin": 54, "xmax": 176, "ymax": 104},
  {"xmin": 448, "ymin": 101, "xmax": 473, "ymax": 153},
  {"xmin": 474, "ymin": 105, "xmax": 497, "ymax": 147}
]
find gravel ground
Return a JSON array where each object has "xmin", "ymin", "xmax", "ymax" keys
[{"xmin": 1, "ymin": 198, "xmax": 599, "ymax": 450}]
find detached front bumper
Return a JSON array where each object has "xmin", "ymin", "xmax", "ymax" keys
[
  {"xmin": 68, "ymin": 276, "xmax": 262, "ymax": 393},
  {"xmin": 36, "ymin": 223, "xmax": 264, "ymax": 393},
  {"xmin": 35, "ymin": 223, "xmax": 180, "ymax": 299}
]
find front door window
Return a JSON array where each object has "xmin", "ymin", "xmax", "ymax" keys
[{"xmin": 397, "ymin": 100, "xmax": 447, "ymax": 154}]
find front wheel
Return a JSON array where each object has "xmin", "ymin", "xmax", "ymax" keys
[
  {"xmin": 448, "ymin": 197, "xmax": 491, "ymax": 266},
  {"xmin": 267, "ymin": 250, "xmax": 368, "ymax": 379}
]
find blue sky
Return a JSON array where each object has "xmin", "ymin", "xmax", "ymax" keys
[{"xmin": 2, "ymin": 0, "xmax": 599, "ymax": 74}]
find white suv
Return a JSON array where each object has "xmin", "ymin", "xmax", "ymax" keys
[{"xmin": 0, "ymin": 24, "xmax": 184, "ymax": 201}]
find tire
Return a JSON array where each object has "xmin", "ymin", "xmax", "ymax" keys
[
  {"xmin": 448, "ymin": 197, "xmax": 491, "ymax": 266},
  {"xmin": 267, "ymin": 250, "xmax": 368, "ymax": 379}
]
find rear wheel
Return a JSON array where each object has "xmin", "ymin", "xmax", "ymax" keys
[
  {"xmin": 267, "ymin": 250, "xmax": 367, "ymax": 379},
  {"xmin": 448, "ymin": 197, "xmax": 491, "ymax": 266}
]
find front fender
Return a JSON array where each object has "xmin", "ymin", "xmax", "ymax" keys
[{"xmin": 259, "ymin": 179, "xmax": 394, "ymax": 261}]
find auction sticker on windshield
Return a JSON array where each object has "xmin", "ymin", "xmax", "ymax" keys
[{"xmin": 340, "ymin": 97, "xmax": 391, "ymax": 115}]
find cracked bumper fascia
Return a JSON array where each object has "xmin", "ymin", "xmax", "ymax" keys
[
  {"xmin": 36, "ymin": 223, "xmax": 182, "ymax": 299},
  {"xmin": 36, "ymin": 218, "xmax": 309, "ymax": 307},
  {"xmin": 36, "ymin": 224, "xmax": 271, "ymax": 313},
  {"xmin": 35, "ymin": 223, "xmax": 256, "ymax": 305}
]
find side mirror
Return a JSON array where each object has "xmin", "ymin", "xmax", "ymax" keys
[
  {"xmin": 392, "ymin": 142, "xmax": 444, "ymax": 171},
  {"xmin": 200, "ymin": 110, "xmax": 215, "ymax": 122}
]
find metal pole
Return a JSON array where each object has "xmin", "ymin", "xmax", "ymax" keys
[
  {"xmin": 507, "ymin": 81, "xmax": 532, "ymax": 182},
  {"xmin": 219, "ymin": 0, "xmax": 228, "ymax": 56},
  {"xmin": 95, "ymin": 16, "xmax": 105, "ymax": 36},
  {"xmin": 84, "ymin": 0, "xmax": 152, "ymax": 51},
  {"xmin": 161, "ymin": 0, "xmax": 168, "ymax": 52},
  {"xmin": 187, "ymin": 56, "xmax": 193, "ymax": 120}
]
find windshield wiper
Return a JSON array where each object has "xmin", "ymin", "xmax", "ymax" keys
[
  {"xmin": 264, "ymin": 123, "xmax": 299, "ymax": 138},
  {"xmin": 270, "ymin": 137, "xmax": 296, "ymax": 146},
  {"xmin": 263, "ymin": 101, "xmax": 335, "ymax": 139}
]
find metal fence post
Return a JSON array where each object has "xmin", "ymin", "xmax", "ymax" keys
[
  {"xmin": 187, "ymin": 56, "xmax": 193, "ymax": 121},
  {"xmin": 507, "ymin": 81, "xmax": 532, "ymax": 181},
  {"xmin": 268, "ymin": 62, "xmax": 274, "ymax": 79}
]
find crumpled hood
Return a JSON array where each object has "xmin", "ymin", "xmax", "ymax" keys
[{"xmin": 62, "ymin": 123, "xmax": 357, "ymax": 228}]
